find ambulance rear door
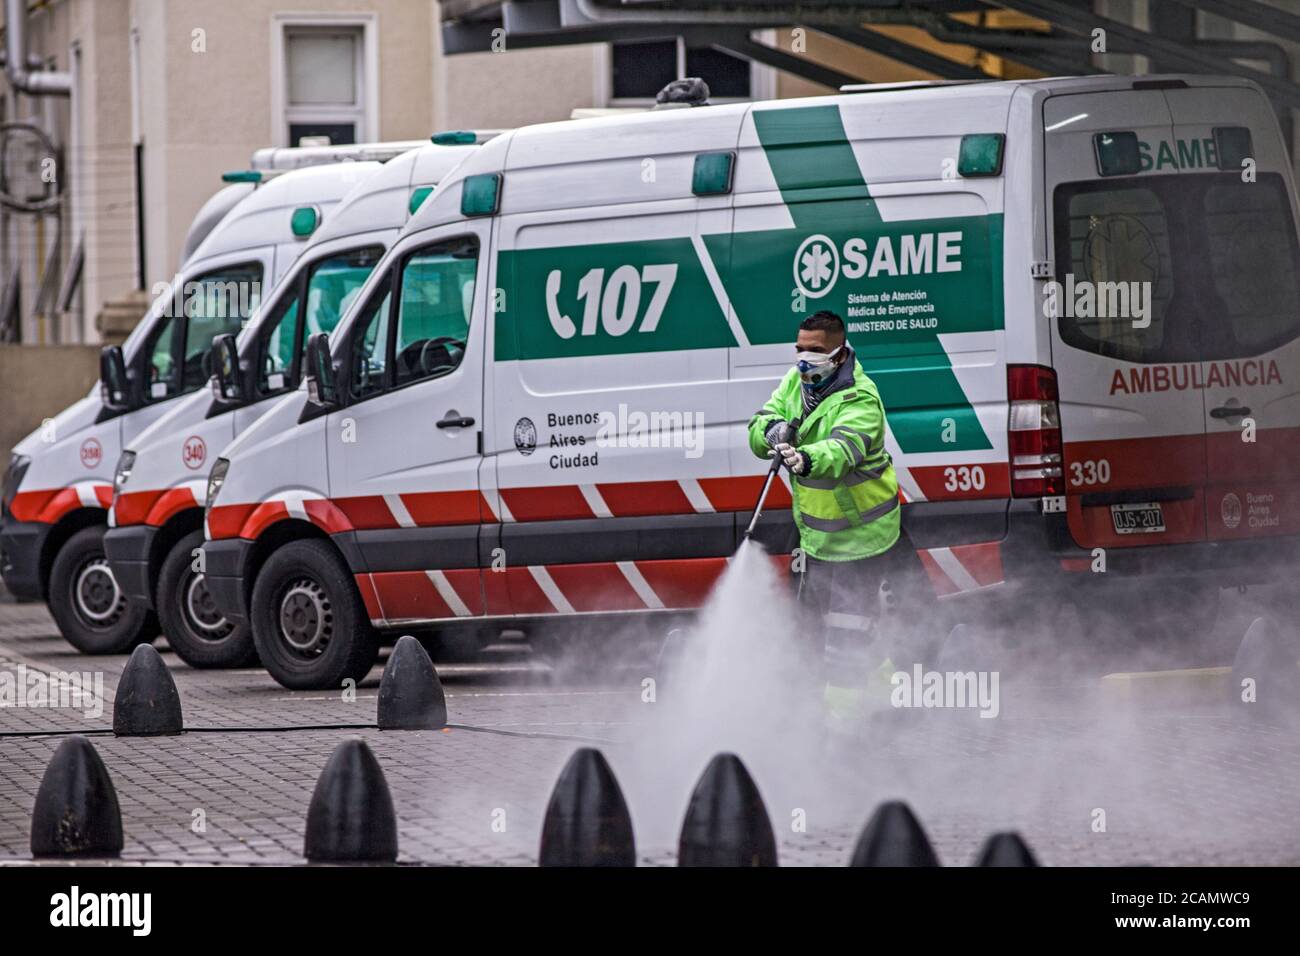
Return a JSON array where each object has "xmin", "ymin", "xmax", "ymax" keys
[
  {"xmin": 1043, "ymin": 86, "xmax": 1208, "ymax": 551},
  {"xmin": 1162, "ymin": 85, "xmax": 1300, "ymax": 543}
]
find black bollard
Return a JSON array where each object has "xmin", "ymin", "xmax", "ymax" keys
[
  {"xmin": 975, "ymin": 831, "xmax": 1038, "ymax": 866},
  {"xmin": 303, "ymin": 739, "xmax": 398, "ymax": 863},
  {"xmin": 538, "ymin": 748, "xmax": 636, "ymax": 866},
  {"xmin": 30, "ymin": 736, "xmax": 124, "ymax": 858},
  {"xmin": 113, "ymin": 643, "xmax": 183, "ymax": 736},
  {"xmin": 678, "ymin": 753, "xmax": 777, "ymax": 867},
  {"xmin": 848, "ymin": 800, "xmax": 940, "ymax": 866},
  {"xmin": 1230, "ymin": 616, "xmax": 1300, "ymax": 723},
  {"xmin": 377, "ymin": 635, "xmax": 447, "ymax": 730}
]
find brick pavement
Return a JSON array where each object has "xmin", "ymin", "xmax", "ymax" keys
[{"xmin": 2, "ymin": 599, "xmax": 1300, "ymax": 866}]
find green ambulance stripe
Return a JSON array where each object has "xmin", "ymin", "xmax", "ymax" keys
[
  {"xmin": 752, "ymin": 106, "xmax": 881, "ymax": 227},
  {"xmin": 748, "ymin": 105, "xmax": 995, "ymax": 454}
]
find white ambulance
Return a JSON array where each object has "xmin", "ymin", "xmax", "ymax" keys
[
  {"xmin": 102, "ymin": 142, "xmax": 478, "ymax": 668},
  {"xmin": 0, "ymin": 157, "xmax": 383, "ymax": 653},
  {"xmin": 200, "ymin": 75, "xmax": 1300, "ymax": 689}
]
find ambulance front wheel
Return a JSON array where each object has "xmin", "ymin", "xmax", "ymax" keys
[
  {"xmin": 48, "ymin": 526, "xmax": 158, "ymax": 654},
  {"xmin": 157, "ymin": 530, "xmax": 259, "ymax": 669},
  {"xmin": 250, "ymin": 538, "xmax": 379, "ymax": 690}
]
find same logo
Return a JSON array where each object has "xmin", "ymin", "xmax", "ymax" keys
[
  {"xmin": 79, "ymin": 438, "xmax": 102, "ymax": 469},
  {"xmin": 1221, "ymin": 492, "xmax": 1242, "ymax": 529},
  {"xmin": 182, "ymin": 435, "xmax": 207, "ymax": 470},
  {"xmin": 514, "ymin": 417, "xmax": 537, "ymax": 456},
  {"xmin": 793, "ymin": 233, "xmax": 839, "ymax": 300}
]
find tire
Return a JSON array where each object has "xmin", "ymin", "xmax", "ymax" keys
[
  {"xmin": 157, "ymin": 530, "xmax": 259, "ymax": 669},
  {"xmin": 47, "ymin": 526, "xmax": 157, "ymax": 654},
  {"xmin": 250, "ymin": 538, "xmax": 378, "ymax": 690}
]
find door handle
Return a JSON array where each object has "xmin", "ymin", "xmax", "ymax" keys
[
  {"xmin": 437, "ymin": 414, "xmax": 475, "ymax": 429},
  {"xmin": 1210, "ymin": 405, "xmax": 1251, "ymax": 419}
]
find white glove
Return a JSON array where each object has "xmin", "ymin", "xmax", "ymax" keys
[{"xmin": 771, "ymin": 442, "xmax": 809, "ymax": 475}]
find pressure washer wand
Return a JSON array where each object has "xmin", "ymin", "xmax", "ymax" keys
[{"xmin": 742, "ymin": 416, "xmax": 801, "ymax": 541}]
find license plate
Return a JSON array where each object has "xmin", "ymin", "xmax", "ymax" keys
[{"xmin": 1111, "ymin": 502, "xmax": 1165, "ymax": 534}]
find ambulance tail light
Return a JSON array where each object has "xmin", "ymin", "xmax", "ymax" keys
[{"xmin": 1008, "ymin": 364, "xmax": 1063, "ymax": 497}]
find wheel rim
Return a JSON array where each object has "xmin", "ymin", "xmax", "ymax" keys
[
  {"xmin": 278, "ymin": 577, "xmax": 332, "ymax": 658},
  {"xmin": 73, "ymin": 556, "xmax": 126, "ymax": 629},
  {"xmin": 183, "ymin": 571, "xmax": 235, "ymax": 642}
]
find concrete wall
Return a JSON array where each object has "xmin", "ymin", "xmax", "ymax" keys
[
  {"xmin": 440, "ymin": 42, "xmax": 603, "ymax": 129},
  {"xmin": 132, "ymin": 0, "xmax": 441, "ymax": 290},
  {"xmin": 0, "ymin": 344, "xmax": 99, "ymax": 466}
]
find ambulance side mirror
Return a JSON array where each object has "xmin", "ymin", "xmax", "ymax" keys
[
  {"xmin": 305, "ymin": 332, "xmax": 338, "ymax": 408},
  {"xmin": 99, "ymin": 346, "xmax": 131, "ymax": 411},
  {"xmin": 211, "ymin": 334, "xmax": 242, "ymax": 403}
]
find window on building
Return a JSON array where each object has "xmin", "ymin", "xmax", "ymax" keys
[
  {"xmin": 283, "ymin": 26, "xmax": 365, "ymax": 146},
  {"xmin": 610, "ymin": 38, "xmax": 752, "ymax": 102}
]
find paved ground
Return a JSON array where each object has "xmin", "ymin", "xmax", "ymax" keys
[{"xmin": 2, "ymin": 590, "xmax": 1299, "ymax": 866}]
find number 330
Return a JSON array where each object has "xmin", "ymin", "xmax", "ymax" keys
[{"xmin": 943, "ymin": 465, "xmax": 986, "ymax": 492}]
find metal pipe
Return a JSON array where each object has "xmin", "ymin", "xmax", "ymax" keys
[{"xmin": 4, "ymin": 0, "xmax": 71, "ymax": 96}]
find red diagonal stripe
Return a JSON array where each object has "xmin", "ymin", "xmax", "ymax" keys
[
  {"xmin": 504, "ymin": 566, "xmax": 556, "ymax": 614},
  {"xmin": 241, "ymin": 501, "xmax": 290, "ymax": 539},
  {"xmin": 441, "ymin": 569, "xmax": 485, "ymax": 615},
  {"xmin": 112, "ymin": 489, "xmax": 162, "ymax": 527},
  {"xmin": 8, "ymin": 489, "xmax": 55, "ymax": 523},
  {"xmin": 355, "ymin": 573, "xmax": 383, "ymax": 623},
  {"xmin": 146, "ymin": 487, "xmax": 200, "ymax": 527},
  {"xmin": 634, "ymin": 557, "xmax": 728, "ymax": 608},
  {"xmin": 303, "ymin": 498, "xmax": 354, "ymax": 534},
  {"xmin": 950, "ymin": 541, "xmax": 1003, "ymax": 587},
  {"xmin": 333, "ymin": 495, "xmax": 398, "ymax": 530},
  {"xmin": 371, "ymin": 571, "xmax": 453, "ymax": 621},
  {"xmin": 697, "ymin": 475, "xmax": 791, "ymax": 513},
  {"xmin": 206, "ymin": 503, "xmax": 257, "ymax": 540},
  {"xmin": 545, "ymin": 562, "xmax": 644, "ymax": 612},
  {"xmin": 916, "ymin": 550, "xmax": 958, "ymax": 597},
  {"xmin": 400, "ymin": 490, "xmax": 482, "ymax": 526},
  {"xmin": 595, "ymin": 480, "xmax": 694, "ymax": 517},
  {"xmin": 499, "ymin": 485, "xmax": 594, "ymax": 522}
]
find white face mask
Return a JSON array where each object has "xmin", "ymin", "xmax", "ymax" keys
[{"xmin": 796, "ymin": 345, "xmax": 842, "ymax": 386}]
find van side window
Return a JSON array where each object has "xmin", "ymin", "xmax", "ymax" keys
[
  {"xmin": 393, "ymin": 237, "xmax": 478, "ymax": 388},
  {"xmin": 181, "ymin": 263, "xmax": 263, "ymax": 391},
  {"xmin": 259, "ymin": 293, "xmax": 300, "ymax": 394},
  {"xmin": 349, "ymin": 274, "xmax": 393, "ymax": 400},
  {"xmin": 260, "ymin": 247, "xmax": 381, "ymax": 395},
  {"xmin": 147, "ymin": 316, "xmax": 180, "ymax": 399}
]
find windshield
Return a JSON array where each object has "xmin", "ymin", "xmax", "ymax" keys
[{"xmin": 1053, "ymin": 172, "xmax": 1300, "ymax": 364}]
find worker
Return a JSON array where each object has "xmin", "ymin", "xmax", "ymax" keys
[{"xmin": 748, "ymin": 310, "xmax": 911, "ymax": 726}]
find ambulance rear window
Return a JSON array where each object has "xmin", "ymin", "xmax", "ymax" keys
[
  {"xmin": 1054, "ymin": 183, "xmax": 1176, "ymax": 362},
  {"xmin": 1202, "ymin": 177, "xmax": 1300, "ymax": 355},
  {"xmin": 1054, "ymin": 173, "xmax": 1300, "ymax": 363}
]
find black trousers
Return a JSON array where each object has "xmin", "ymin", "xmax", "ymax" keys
[{"xmin": 795, "ymin": 531, "xmax": 924, "ymax": 687}]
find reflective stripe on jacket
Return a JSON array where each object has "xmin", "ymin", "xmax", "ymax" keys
[{"xmin": 748, "ymin": 361, "xmax": 900, "ymax": 561}]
